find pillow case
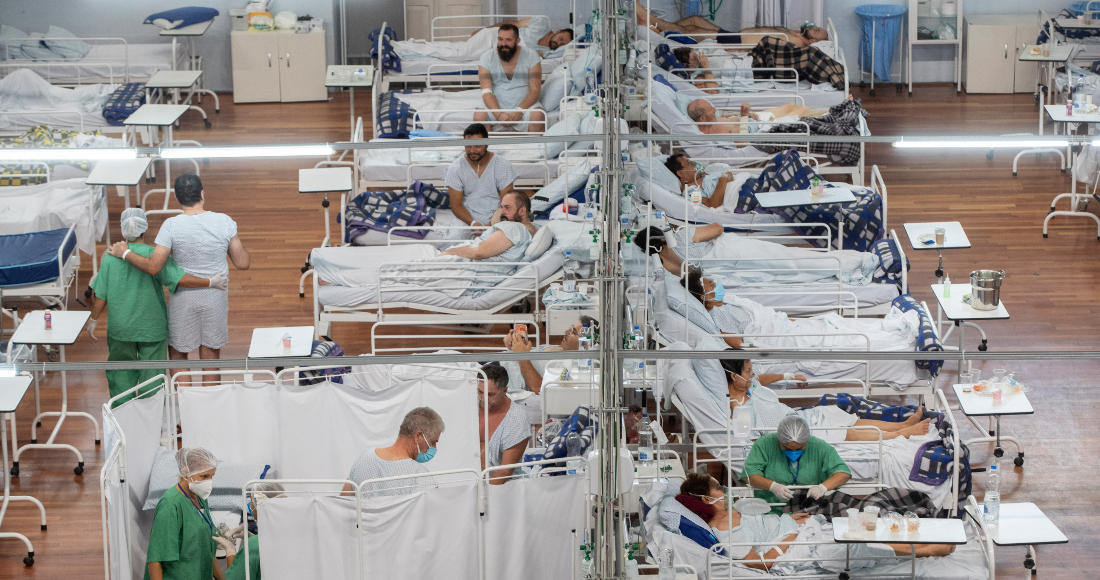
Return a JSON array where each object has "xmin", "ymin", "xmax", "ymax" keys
[
  {"xmin": 43, "ymin": 26, "xmax": 92, "ymax": 59},
  {"xmin": 650, "ymin": 81, "xmax": 700, "ymax": 134},
  {"xmin": 144, "ymin": 7, "xmax": 221, "ymax": 29},
  {"xmin": 143, "ymin": 446, "xmax": 272, "ymax": 511},
  {"xmin": 19, "ymin": 33, "xmax": 55, "ymax": 60},
  {"xmin": 664, "ymin": 272, "xmax": 720, "ymax": 334},
  {"xmin": 634, "ymin": 154, "xmax": 683, "ymax": 196},
  {"xmin": 541, "ymin": 64, "xmax": 569, "ymax": 112},
  {"xmin": 523, "ymin": 225, "xmax": 554, "ymax": 260},
  {"xmin": 0, "ymin": 26, "xmax": 27, "ymax": 60},
  {"xmin": 692, "ymin": 335, "xmax": 732, "ymax": 407},
  {"xmin": 568, "ymin": 48, "xmax": 603, "ymax": 94},
  {"xmin": 543, "ymin": 112, "xmax": 582, "ymax": 158}
]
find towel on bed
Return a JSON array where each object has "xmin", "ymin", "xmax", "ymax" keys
[
  {"xmin": 102, "ymin": 82, "xmax": 147, "ymax": 126},
  {"xmin": 749, "ymin": 37, "xmax": 846, "ymax": 91}
]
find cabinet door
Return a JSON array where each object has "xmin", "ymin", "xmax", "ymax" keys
[
  {"xmin": 1014, "ymin": 24, "xmax": 1039, "ymax": 93},
  {"xmin": 231, "ymin": 33, "xmax": 281, "ymax": 103},
  {"xmin": 964, "ymin": 24, "xmax": 1016, "ymax": 93},
  {"xmin": 406, "ymin": 0, "xmax": 431, "ymax": 40},
  {"xmin": 277, "ymin": 32, "xmax": 327, "ymax": 102}
]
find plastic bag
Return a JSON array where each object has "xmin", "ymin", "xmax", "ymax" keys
[
  {"xmin": 249, "ymin": 12, "xmax": 274, "ymax": 30},
  {"xmin": 274, "ymin": 11, "xmax": 298, "ymax": 29}
]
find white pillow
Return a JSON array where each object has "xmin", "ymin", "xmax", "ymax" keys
[
  {"xmin": 634, "ymin": 155, "xmax": 683, "ymax": 196},
  {"xmin": 664, "ymin": 272, "xmax": 720, "ymax": 334},
  {"xmin": 650, "ymin": 81, "xmax": 700, "ymax": 134},
  {"xmin": 568, "ymin": 47, "xmax": 602, "ymax": 94},
  {"xmin": 43, "ymin": 26, "xmax": 92, "ymax": 59},
  {"xmin": 20, "ymin": 33, "xmax": 56, "ymax": 60},
  {"xmin": 692, "ymin": 335, "xmax": 733, "ymax": 407},
  {"xmin": 523, "ymin": 225, "xmax": 554, "ymax": 260},
  {"xmin": 541, "ymin": 64, "xmax": 568, "ymax": 112},
  {"xmin": 543, "ymin": 112, "xmax": 581, "ymax": 158},
  {"xmin": 0, "ymin": 26, "xmax": 27, "ymax": 60}
]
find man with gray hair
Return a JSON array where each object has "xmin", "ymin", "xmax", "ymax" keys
[
  {"xmin": 88, "ymin": 208, "xmax": 225, "ymax": 403},
  {"xmin": 341, "ymin": 407, "xmax": 446, "ymax": 497}
]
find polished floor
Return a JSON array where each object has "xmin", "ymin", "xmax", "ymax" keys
[{"xmin": 0, "ymin": 83, "xmax": 1097, "ymax": 578}]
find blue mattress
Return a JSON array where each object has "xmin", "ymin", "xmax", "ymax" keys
[{"xmin": 0, "ymin": 228, "xmax": 77, "ymax": 287}]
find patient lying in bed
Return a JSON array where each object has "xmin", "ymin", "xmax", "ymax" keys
[
  {"xmin": 636, "ymin": 0, "xmax": 829, "ymax": 47},
  {"xmin": 686, "ymin": 98, "xmax": 845, "ymax": 134}
]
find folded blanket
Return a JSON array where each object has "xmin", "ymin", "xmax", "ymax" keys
[
  {"xmin": 761, "ymin": 99, "xmax": 866, "ymax": 166},
  {"xmin": 102, "ymin": 82, "xmax": 146, "ymax": 126},
  {"xmin": 783, "ymin": 487, "xmax": 939, "ymax": 519},
  {"xmin": 749, "ymin": 37, "xmax": 846, "ymax": 91}
]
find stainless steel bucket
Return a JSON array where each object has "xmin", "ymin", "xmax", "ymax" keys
[{"xmin": 970, "ymin": 270, "xmax": 1005, "ymax": 310}]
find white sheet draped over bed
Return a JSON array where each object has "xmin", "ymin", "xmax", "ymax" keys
[
  {"xmin": 395, "ymin": 27, "xmax": 521, "ymax": 61},
  {"xmin": 697, "ymin": 232, "xmax": 879, "ymax": 286},
  {"xmin": 0, "ymin": 178, "xmax": 106, "ymax": 256},
  {"xmin": 0, "ymin": 69, "xmax": 114, "ymax": 128}
]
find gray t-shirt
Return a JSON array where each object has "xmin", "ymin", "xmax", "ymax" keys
[
  {"xmin": 444, "ymin": 153, "xmax": 517, "ymax": 225},
  {"xmin": 348, "ymin": 449, "xmax": 435, "ymax": 498},
  {"xmin": 478, "ymin": 45, "xmax": 542, "ymax": 109},
  {"xmin": 154, "ymin": 211, "xmax": 237, "ymax": 278},
  {"xmin": 471, "ymin": 221, "xmax": 532, "ymax": 265},
  {"xmin": 487, "ymin": 402, "xmax": 531, "ymax": 468}
]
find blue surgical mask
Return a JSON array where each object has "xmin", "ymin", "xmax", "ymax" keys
[
  {"xmin": 710, "ymin": 283, "xmax": 725, "ymax": 303},
  {"xmin": 416, "ymin": 434, "xmax": 437, "ymax": 464},
  {"xmin": 782, "ymin": 449, "xmax": 804, "ymax": 463}
]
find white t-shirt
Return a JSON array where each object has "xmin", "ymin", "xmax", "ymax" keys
[
  {"xmin": 348, "ymin": 449, "xmax": 435, "ymax": 498},
  {"xmin": 154, "ymin": 211, "xmax": 237, "ymax": 277}
]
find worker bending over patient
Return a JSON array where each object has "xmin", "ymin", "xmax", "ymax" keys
[
  {"xmin": 89, "ymin": 208, "xmax": 224, "ymax": 404},
  {"xmin": 145, "ymin": 448, "xmax": 222, "ymax": 580},
  {"xmin": 341, "ymin": 407, "xmax": 445, "ymax": 497},
  {"xmin": 742, "ymin": 416, "xmax": 850, "ymax": 514},
  {"xmin": 474, "ymin": 23, "xmax": 545, "ymax": 132},
  {"xmin": 445, "ymin": 123, "xmax": 518, "ymax": 236},
  {"xmin": 217, "ymin": 482, "xmax": 285, "ymax": 580},
  {"xmin": 478, "ymin": 363, "xmax": 530, "ymax": 483}
]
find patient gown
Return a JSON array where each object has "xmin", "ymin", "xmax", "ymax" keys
[{"xmin": 671, "ymin": 226, "xmax": 879, "ymax": 286}]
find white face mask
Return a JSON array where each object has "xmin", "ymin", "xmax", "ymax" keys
[{"xmin": 189, "ymin": 478, "xmax": 214, "ymax": 500}]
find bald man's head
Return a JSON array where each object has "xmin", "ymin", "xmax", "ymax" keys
[{"xmin": 687, "ymin": 99, "xmax": 715, "ymax": 123}]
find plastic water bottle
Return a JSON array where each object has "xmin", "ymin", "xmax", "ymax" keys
[
  {"xmin": 637, "ymin": 413, "xmax": 654, "ymax": 466},
  {"xmin": 584, "ymin": 68, "xmax": 597, "ymax": 105},
  {"xmin": 1074, "ymin": 74, "xmax": 1087, "ymax": 113},
  {"xmin": 563, "ymin": 250, "xmax": 580, "ymax": 292},
  {"xmin": 566, "ymin": 432, "xmax": 585, "ymax": 475},
  {"xmin": 657, "ymin": 547, "xmax": 675, "ymax": 580},
  {"xmin": 983, "ymin": 462, "xmax": 1000, "ymax": 524},
  {"xmin": 580, "ymin": 544, "xmax": 593, "ymax": 579}
]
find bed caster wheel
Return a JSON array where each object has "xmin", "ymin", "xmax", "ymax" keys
[
  {"xmin": 10, "ymin": 463, "xmax": 19, "ymax": 477},
  {"xmin": 204, "ymin": 119, "xmax": 212, "ymax": 129},
  {"xmin": 1014, "ymin": 456, "xmax": 1024, "ymax": 467},
  {"xmin": 41, "ymin": 524, "xmax": 47, "ymax": 530},
  {"xmin": 1043, "ymin": 233, "xmax": 1048, "ymax": 238},
  {"xmin": 1024, "ymin": 557, "xmax": 1035, "ymax": 569},
  {"xmin": 215, "ymin": 108, "xmax": 221, "ymax": 113},
  {"xmin": 30, "ymin": 439, "xmax": 36, "ymax": 444},
  {"xmin": 859, "ymin": 81, "xmax": 866, "ymax": 89},
  {"xmin": 994, "ymin": 448, "xmax": 1004, "ymax": 458},
  {"xmin": 23, "ymin": 555, "xmax": 33, "ymax": 567},
  {"xmin": 908, "ymin": 91, "xmax": 913, "ymax": 97},
  {"xmin": 301, "ymin": 265, "xmax": 309, "ymax": 273},
  {"xmin": 46, "ymin": 349, "xmax": 58, "ymax": 362},
  {"xmin": 299, "ymin": 292, "xmax": 305, "ymax": 298},
  {"xmin": 839, "ymin": 573, "xmax": 850, "ymax": 580},
  {"xmin": 978, "ymin": 340, "xmax": 988, "ymax": 352},
  {"xmin": 36, "ymin": 421, "xmax": 41, "ymax": 427},
  {"xmin": 895, "ymin": 84, "xmax": 902, "ymax": 93},
  {"xmin": 74, "ymin": 462, "xmax": 84, "ymax": 476},
  {"xmin": 869, "ymin": 88, "xmax": 876, "ymax": 97},
  {"xmin": 986, "ymin": 150, "xmax": 994, "ymax": 160},
  {"xmin": 95, "ymin": 438, "xmax": 101, "ymax": 445}
]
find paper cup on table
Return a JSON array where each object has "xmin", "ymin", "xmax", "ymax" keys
[
  {"xmin": 863, "ymin": 506, "xmax": 880, "ymax": 531},
  {"xmin": 934, "ymin": 226, "xmax": 945, "ymax": 245}
]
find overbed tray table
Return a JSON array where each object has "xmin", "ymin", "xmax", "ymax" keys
[
  {"xmin": 1017, "ymin": 45, "xmax": 1074, "ymax": 175},
  {"xmin": 248, "ymin": 325, "xmax": 315, "ymax": 374},
  {"xmin": 298, "ymin": 168, "xmax": 354, "ymax": 295},
  {"xmin": 124, "ymin": 104, "xmax": 193, "ymax": 216},
  {"xmin": 834, "ymin": 516, "xmax": 966, "ymax": 578},
  {"xmin": 326, "ymin": 65, "xmax": 373, "ymax": 135},
  {"xmin": 146, "ymin": 70, "xmax": 213, "ymax": 128},
  {"xmin": 930, "ymin": 283, "xmax": 1008, "ymax": 374},
  {"xmin": 952, "ymin": 382, "xmax": 1029, "ymax": 469},
  {"xmin": 1042, "ymin": 105, "xmax": 1100, "ymax": 239},
  {"xmin": 964, "ymin": 502, "xmax": 1067, "ymax": 575},
  {"xmin": 0, "ymin": 374, "xmax": 46, "ymax": 566},
  {"xmin": 159, "ymin": 18, "xmax": 219, "ymax": 112},
  {"xmin": 85, "ymin": 158, "xmax": 154, "ymax": 211}
]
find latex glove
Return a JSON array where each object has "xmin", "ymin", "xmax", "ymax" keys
[
  {"xmin": 86, "ymin": 319, "xmax": 98, "ymax": 340},
  {"xmin": 213, "ymin": 536, "xmax": 237, "ymax": 557},
  {"xmin": 224, "ymin": 525, "xmax": 245, "ymax": 540},
  {"xmin": 808, "ymin": 484, "xmax": 828, "ymax": 500},
  {"xmin": 768, "ymin": 481, "xmax": 793, "ymax": 501},
  {"xmin": 209, "ymin": 271, "xmax": 228, "ymax": 291}
]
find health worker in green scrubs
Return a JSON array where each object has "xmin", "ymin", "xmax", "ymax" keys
[
  {"xmin": 219, "ymin": 482, "xmax": 286, "ymax": 580},
  {"xmin": 88, "ymin": 208, "xmax": 226, "ymax": 403},
  {"xmin": 741, "ymin": 415, "xmax": 851, "ymax": 514},
  {"xmin": 146, "ymin": 447, "xmax": 223, "ymax": 580}
]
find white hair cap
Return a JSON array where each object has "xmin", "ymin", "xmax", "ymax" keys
[
  {"xmin": 251, "ymin": 482, "xmax": 286, "ymax": 507},
  {"xmin": 176, "ymin": 447, "xmax": 218, "ymax": 478},
  {"xmin": 120, "ymin": 207, "xmax": 148, "ymax": 241},
  {"xmin": 776, "ymin": 415, "xmax": 811, "ymax": 444}
]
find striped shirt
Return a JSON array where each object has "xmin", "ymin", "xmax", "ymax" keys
[
  {"xmin": 444, "ymin": 153, "xmax": 517, "ymax": 225},
  {"xmin": 348, "ymin": 449, "xmax": 435, "ymax": 498}
]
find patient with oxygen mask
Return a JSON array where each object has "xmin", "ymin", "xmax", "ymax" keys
[{"xmin": 340, "ymin": 407, "xmax": 445, "ymax": 497}]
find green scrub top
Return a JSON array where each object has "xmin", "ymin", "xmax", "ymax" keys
[
  {"xmin": 225, "ymin": 535, "xmax": 261, "ymax": 580},
  {"xmin": 740, "ymin": 433, "xmax": 851, "ymax": 513},
  {"xmin": 144, "ymin": 486, "xmax": 217, "ymax": 580},
  {"xmin": 91, "ymin": 243, "xmax": 186, "ymax": 342}
]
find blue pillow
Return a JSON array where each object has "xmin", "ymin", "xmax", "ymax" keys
[
  {"xmin": 653, "ymin": 73, "xmax": 678, "ymax": 92},
  {"xmin": 677, "ymin": 516, "xmax": 726, "ymax": 555},
  {"xmin": 144, "ymin": 7, "xmax": 220, "ymax": 29},
  {"xmin": 43, "ymin": 26, "xmax": 92, "ymax": 60}
]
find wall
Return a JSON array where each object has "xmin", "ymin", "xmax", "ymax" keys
[
  {"xmin": 822, "ymin": 0, "xmax": 1067, "ymax": 84},
  {"xmin": 0, "ymin": 0, "xmax": 335, "ymax": 92}
]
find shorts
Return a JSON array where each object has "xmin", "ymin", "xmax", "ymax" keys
[
  {"xmin": 167, "ymin": 286, "xmax": 230, "ymax": 352},
  {"xmin": 814, "ymin": 405, "xmax": 859, "ymax": 443},
  {"xmin": 716, "ymin": 29, "xmax": 743, "ymax": 44},
  {"xmin": 484, "ymin": 106, "xmax": 543, "ymax": 132}
]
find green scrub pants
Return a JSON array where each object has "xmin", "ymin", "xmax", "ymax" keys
[{"xmin": 106, "ymin": 337, "xmax": 168, "ymax": 406}]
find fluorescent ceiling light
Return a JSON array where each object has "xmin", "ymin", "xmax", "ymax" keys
[
  {"xmin": 0, "ymin": 148, "xmax": 136, "ymax": 160},
  {"xmin": 893, "ymin": 139, "xmax": 1069, "ymax": 148},
  {"xmin": 161, "ymin": 145, "xmax": 334, "ymax": 159},
  {"xmin": 0, "ymin": 369, "xmax": 17, "ymax": 378}
]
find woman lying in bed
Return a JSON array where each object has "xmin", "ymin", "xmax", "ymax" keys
[
  {"xmin": 635, "ymin": 225, "xmax": 880, "ymax": 286},
  {"xmin": 674, "ymin": 473, "xmax": 954, "ymax": 572}
]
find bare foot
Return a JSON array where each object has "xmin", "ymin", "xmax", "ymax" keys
[
  {"xmin": 740, "ymin": 102, "xmax": 751, "ymax": 117},
  {"xmin": 900, "ymin": 419, "xmax": 932, "ymax": 438},
  {"xmin": 846, "ymin": 94, "xmax": 854, "ymax": 101},
  {"xmin": 902, "ymin": 407, "xmax": 924, "ymax": 426}
]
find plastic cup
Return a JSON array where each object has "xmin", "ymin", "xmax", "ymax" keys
[
  {"xmin": 993, "ymin": 369, "xmax": 1007, "ymax": 383},
  {"xmin": 934, "ymin": 226, "xmax": 945, "ymax": 245},
  {"xmin": 846, "ymin": 508, "xmax": 861, "ymax": 529},
  {"xmin": 1042, "ymin": 43, "xmax": 1051, "ymax": 57},
  {"xmin": 863, "ymin": 506, "xmax": 880, "ymax": 531},
  {"xmin": 959, "ymin": 371, "xmax": 973, "ymax": 391},
  {"xmin": 970, "ymin": 369, "xmax": 982, "ymax": 384},
  {"xmin": 906, "ymin": 511, "xmax": 920, "ymax": 532},
  {"xmin": 886, "ymin": 511, "xmax": 903, "ymax": 533}
]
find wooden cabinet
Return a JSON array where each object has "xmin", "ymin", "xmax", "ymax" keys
[
  {"xmin": 964, "ymin": 15, "xmax": 1038, "ymax": 94},
  {"xmin": 231, "ymin": 29, "xmax": 327, "ymax": 103}
]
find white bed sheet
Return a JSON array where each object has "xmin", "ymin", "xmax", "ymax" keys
[
  {"xmin": 8, "ymin": 43, "xmax": 181, "ymax": 84},
  {"xmin": 392, "ymin": 89, "xmax": 562, "ymax": 133},
  {"xmin": 359, "ymin": 143, "xmax": 561, "ymax": 184},
  {"xmin": 0, "ymin": 178, "xmax": 105, "ymax": 256},
  {"xmin": 315, "ymin": 243, "xmax": 564, "ymax": 310},
  {"xmin": 0, "ymin": 68, "xmax": 113, "ymax": 129}
]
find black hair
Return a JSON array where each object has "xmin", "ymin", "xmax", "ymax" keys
[
  {"xmin": 717, "ymin": 350, "xmax": 747, "ymax": 380},
  {"xmin": 664, "ymin": 152, "xmax": 689, "ymax": 176},
  {"xmin": 480, "ymin": 362, "xmax": 510, "ymax": 392},
  {"xmin": 463, "ymin": 123, "xmax": 489, "ymax": 139},
  {"xmin": 505, "ymin": 191, "xmax": 531, "ymax": 220},
  {"xmin": 174, "ymin": 173, "xmax": 203, "ymax": 207},
  {"xmin": 680, "ymin": 268, "xmax": 706, "ymax": 303},
  {"xmin": 561, "ymin": 28, "xmax": 575, "ymax": 42},
  {"xmin": 633, "ymin": 226, "xmax": 666, "ymax": 256},
  {"xmin": 498, "ymin": 23, "xmax": 520, "ymax": 39},
  {"xmin": 672, "ymin": 47, "xmax": 693, "ymax": 67}
]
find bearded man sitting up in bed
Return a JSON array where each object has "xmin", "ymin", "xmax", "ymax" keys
[
  {"xmin": 490, "ymin": 190, "xmax": 538, "ymax": 236},
  {"xmin": 474, "ymin": 23, "xmax": 545, "ymax": 133},
  {"xmin": 440, "ymin": 193, "xmax": 533, "ymax": 262}
]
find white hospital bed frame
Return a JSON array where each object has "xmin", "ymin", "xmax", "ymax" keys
[{"xmin": 0, "ymin": 38, "xmax": 188, "ymax": 86}]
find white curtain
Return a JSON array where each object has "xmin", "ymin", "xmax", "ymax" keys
[
  {"xmin": 485, "ymin": 475, "xmax": 587, "ymax": 580},
  {"xmin": 258, "ymin": 496, "xmax": 361, "ymax": 580}
]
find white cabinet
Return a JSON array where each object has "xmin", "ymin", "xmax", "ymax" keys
[
  {"xmin": 963, "ymin": 15, "xmax": 1038, "ymax": 94},
  {"xmin": 231, "ymin": 29, "xmax": 327, "ymax": 103},
  {"xmin": 405, "ymin": 0, "xmax": 484, "ymax": 40}
]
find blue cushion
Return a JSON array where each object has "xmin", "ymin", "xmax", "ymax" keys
[
  {"xmin": 677, "ymin": 516, "xmax": 725, "ymax": 555},
  {"xmin": 653, "ymin": 73, "xmax": 678, "ymax": 92},
  {"xmin": 891, "ymin": 294, "xmax": 943, "ymax": 375},
  {"xmin": 144, "ymin": 7, "xmax": 220, "ymax": 29},
  {"xmin": 654, "ymin": 44, "xmax": 688, "ymax": 78},
  {"xmin": 43, "ymin": 26, "xmax": 92, "ymax": 60}
]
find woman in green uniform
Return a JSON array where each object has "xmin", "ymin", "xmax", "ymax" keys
[
  {"xmin": 146, "ymin": 447, "xmax": 223, "ymax": 580},
  {"xmin": 741, "ymin": 415, "xmax": 851, "ymax": 514},
  {"xmin": 216, "ymin": 482, "xmax": 286, "ymax": 580},
  {"xmin": 88, "ymin": 208, "xmax": 226, "ymax": 404}
]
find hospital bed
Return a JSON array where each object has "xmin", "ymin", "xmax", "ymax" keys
[
  {"xmin": 0, "ymin": 69, "xmax": 119, "ymax": 134},
  {"xmin": 0, "ymin": 36, "xmax": 188, "ymax": 86},
  {"xmin": 0, "ymin": 225, "xmax": 80, "ymax": 313},
  {"xmin": 305, "ymin": 226, "xmax": 566, "ymax": 342},
  {"xmin": 0, "ymin": 178, "xmax": 108, "ymax": 276}
]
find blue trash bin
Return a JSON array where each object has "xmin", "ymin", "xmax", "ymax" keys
[{"xmin": 856, "ymin": 4, "xmax": 907, "ymax": 83}]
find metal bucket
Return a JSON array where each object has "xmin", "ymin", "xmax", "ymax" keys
[{"xmin": 969, "ymin": 270, "xmax": 1005, "ymax": 310}]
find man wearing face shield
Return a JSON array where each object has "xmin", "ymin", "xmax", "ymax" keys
[
  {"xmin": 445, "ymin": 123, "xmax": 518, "ymax": 238},
  {"xmin": 340, "ymin": 407, "xmax": 445, "ymax": 497},
  {"xmin": 219, "ymin": 482, "xmax": 285, "ymax": 580},
  {"xmin": 145, "ymin": 448, "xmax": 221, "ymax": 580},
  {"xmin": 473, "ymin": 23, "xmax": 545, "ymax": 133}
]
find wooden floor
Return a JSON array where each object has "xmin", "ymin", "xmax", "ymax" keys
[{"xmin": 1, "ymin": 84, "xmax": 1099, "ymax": 578}]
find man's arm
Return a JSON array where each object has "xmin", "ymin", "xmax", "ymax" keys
[
  {"xmin": 439, "ymin": 229, "xmax": 515, "ymax": 259},
  {"xmin": 227, "ymin": 236, "xmax": 250, "ymax": 270},
  {"xmin": 479, "ymin": 66, "xmax": 503, "ymax": 111},
  {"xmin": 703, "ymin": 173, "xmax": 733, "ymax": 208},
  {"xmin": 821, "ymin": 471, "xmax": 851, "ymax": 491},
  {"xmin": 448, "ymin": 187, "xmax": 480, "ymax": 226},
  {"xmin": 507, "ymin": 331, "xmax": 544, "ymax": 393},
  {"xmin": 147, "ymin": 563, "xmax": 163, "ymax": 580},
  {"xmin": 489, "ymin": 441, "xmax": 528, "ymax": 484},
  {"xmin": 177, "ymin": 274, "xmax": 211, "ymax": 289},
  {"xmin": 518, "ymin": 61, "xmax": 543, "ymax": 110},
  {"xmin": 692, "ymin": 223, "xmax": 725, "ymax": 242},
  {"xmin": 90, "ymin": 293, "xmax": 106, "ymax": 320},
  {"xmin": 109, "ymin": 242, "xmax": 170, "ymax": 275}
]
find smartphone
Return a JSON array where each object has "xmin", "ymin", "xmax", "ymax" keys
[{"xmin": 514, "ymin": 323, "xmax": 528, "ymax": 343}]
